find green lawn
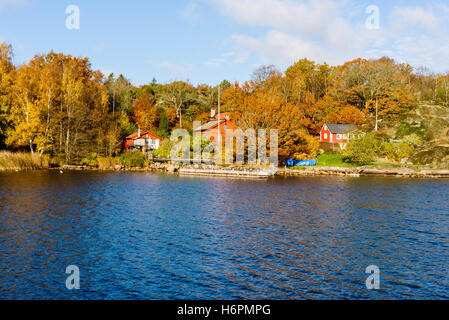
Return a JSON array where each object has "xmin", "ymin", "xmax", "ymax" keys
[{"xmin": 316, "ymin": 154, "xmax": 358, "ymax": 167}]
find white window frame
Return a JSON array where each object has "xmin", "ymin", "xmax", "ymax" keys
[{"xmin": 337, "ymin": 134, "xmax": 342, "ymax": 140}]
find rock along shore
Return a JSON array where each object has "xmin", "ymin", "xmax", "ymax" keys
[
  {"xmin": 277, "ymin": 166, "xmax": 449, "ymax": 178},
  {"xmin": 56, "ymin": 163, "xmax": 278, "ymax": 177},
  {"xmin": 45, "ymin": 163, "xmax": 449, "ymax": 178}
]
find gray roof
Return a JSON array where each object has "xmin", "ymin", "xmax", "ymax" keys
[
  {"xmin": 325, "ymin": 124, "xmax": 358, "ymax": 134},
  {"xmin": 193, "ymin": 119, "xmax": 225, "ymax": 132}
]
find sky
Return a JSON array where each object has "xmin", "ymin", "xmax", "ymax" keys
[{"xmin": 0, "ymin": 0, "xmax": 448, "ymax": 86}]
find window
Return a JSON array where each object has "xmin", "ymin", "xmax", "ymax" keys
[
  {"xmin": 224, "ymin": 125, "xmax": 228, "ymax": 131},
  {"xmin": 337, "ymin": 134, "xmax": 342, "ymax": 140},
  {"xmin": 323, "ymin": 133, "xmax": 328, "ymax": 140}
]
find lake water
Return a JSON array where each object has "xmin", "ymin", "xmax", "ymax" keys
[{"xmin": 0, "ymin": 171, "xmax": 449, "ymax": 300}]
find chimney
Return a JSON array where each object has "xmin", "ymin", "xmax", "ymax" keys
[
  {"xmin": 210, "ymin": 109, "xmax": 216, "ymax": 118},
  {"xmin": 137, "ymin": 128, "xmax": 141, "ymax": 138}
]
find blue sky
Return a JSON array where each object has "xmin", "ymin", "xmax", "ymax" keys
[{"xmin": 0, "ymin": 0, "xmax": 448, "ymax": 86}]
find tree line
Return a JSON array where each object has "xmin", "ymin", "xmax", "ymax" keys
[{"xmin": 1, "ymin": 42, "xmax": 448, "ymax": 163}]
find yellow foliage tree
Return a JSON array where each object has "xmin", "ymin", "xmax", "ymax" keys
[
  {"xmin": 8, "ymin": 62, "xmax": 41, "ymax": 154},
  {"xmin": 0, "ymin": 43, "xmax": 15, "ymax": 148}
]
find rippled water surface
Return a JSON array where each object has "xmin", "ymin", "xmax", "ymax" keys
[{"xmin": 1, "ymin": 171, "xmax": 449, "ymax": 299}]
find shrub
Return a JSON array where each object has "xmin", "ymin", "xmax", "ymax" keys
[
  {"xmin": 49, "ymin": 156, "xmax": 65, "ymax": 168},
  {"xmin": 120, "ymin": 150, "xmax": 147, "ymax": 168},
  {"xmin": 153, "ymin": 139, "xmax": 176, "ymax": 159},
  {"xmin": 402, "ymin": 134, "xmax": 422, "ymax": 147},
  {"xmin": 190, "ymin": 135, "xmax": 211, "ymax": 151},
  {"xmin": 343, "ymin": 133, "xmax": 382, "ymax": 165},
  {"xmin": 382, "ymin": 142, "xmax": 414, "ymax": 162},
  {"xmin": 80, "ymin": 153, "xmax": 99, "ymax": 167}
]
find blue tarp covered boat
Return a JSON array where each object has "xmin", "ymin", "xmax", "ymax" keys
[{"xmin": 285, "ymin": 159, "xmax": 317, "ymax": 167}]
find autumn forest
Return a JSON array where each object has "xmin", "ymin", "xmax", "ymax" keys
[{"xmin": 1, "ymin": 42, "xmax": 449, "ymax": 166}]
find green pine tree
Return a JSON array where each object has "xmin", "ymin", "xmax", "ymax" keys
[{"xmin": 158, "ymin": 111, "xmax": 170, "ymax": 138}]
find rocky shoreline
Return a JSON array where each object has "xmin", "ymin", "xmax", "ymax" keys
[
  {"xmin": 277, "ymin": 166, "xmax": 449, "ymax": 178},
  {"xmin": 56, "ymin": 163, "xmax": 277, "ymax": 177},
  {"xmin": 44, "ymin": 163, "xmax": 449, "ymax": 179}
]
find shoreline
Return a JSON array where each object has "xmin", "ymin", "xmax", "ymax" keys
[
  {"xmin": 3, "ymin": 163, "xmax": 449, "ymax": 178},
  {"xmin": 7, "ymin": 163, "xmax": 444, "ymax": 179},
  {"xmin": 277, "ymin": 166, "xmax": 449, "ymax": 179}
]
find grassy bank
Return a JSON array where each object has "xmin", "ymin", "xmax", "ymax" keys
[
  {"xmin": 288, "ymin": 154, "xmax": 413, "ymax": 170},
  {"xmin": 316, "ymin": 154, "xmax": 358, "ymax": 167},
  {"xmin": 0, "ymin": 152, "xmax": 49, "ymax": 170}
]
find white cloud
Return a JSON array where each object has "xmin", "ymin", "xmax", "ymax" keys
[
  {"xmin": 212, "ymin": 0, "xmax": 377, "ymax": 67},
  {"xmin": 390, "ymin": 6, "xmax": 440, "ymax": 35},
  {"xmin": 383, "ymin": 4, "xmax": 449, "ymax": 70},
  {"xmin": 232, "ymin": 31, "xmax": 324, "ymax": 65},
  {"xmin": 212, "ymin": 0, "xmax": 449, "ymax": 72},
  {"xmin": 385, "ymin": 35, "xmax": 449, "ymax": 72},
  {"xmin": 181, "ymin": 1, "xmax": 200, "ymax": 23},
  {"xmin": 0, "ymin": 0, "xmax": 27, "ymax": 10},
  {"xmin": 158, "ymin": 61, "xmax": 195, "ymax": 75},
  {"xmin": 205, "ymin": 58, "xmax": 227, "ymax": 67},
  {"xmin": 214, "ymin": 0, "xmax": 338, "ymax": 35},
  {"xmin": 205, "ymin": 50, "xmax": 249, "ymax": 67}
]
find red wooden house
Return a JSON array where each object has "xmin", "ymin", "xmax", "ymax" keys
[
  {"xmin": 123, "ymin": 129, "xmax": 163, "ymax": 151},
  {"xmin": 320, "ymin": 123, "xmax": 358, "ymax": 146},
  {"xmin": 193, "ymin": 109, "xmax": 236, "ymax": 144}
]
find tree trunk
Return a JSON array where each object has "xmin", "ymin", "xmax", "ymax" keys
[
  {"xmin": 40, "ymin": 89, "xmax": 52, "ymax": 157},
  {"xmin": 60, "ymin": 121, "xmax": 63, "ymax": 154},
  {"xmin": 375, "ymin": 97, "xmax": 378, "ymax": 131},
  {"xmin": 65, "ymin": 127, "xmax": 70, "ymax": 164},
  {"xmin": 24, "ymin": 98, "xmax": 34, "ymax": 154},
  {"xmin": 29, "ymin": 139, "xmax": 34, "ymax": 155},
  {"xmin": 113, "ymin": 92, "xmax": 116, "ymax": 115},
  {"xmin": 60, "ymin": 98, "xmax": 63, "ymax": 154}
]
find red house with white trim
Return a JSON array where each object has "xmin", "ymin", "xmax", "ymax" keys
[
  {"xmin": 320, "ymin": 124, "xmax": 358, "ymax": 149},
  {"xmin": 123, "ymin": 129, "xmax": 163, "ymax": 151}
]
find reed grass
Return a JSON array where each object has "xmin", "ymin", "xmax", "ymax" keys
[
  {"xmin": 0, "ymin": 151, "xmax": 49, "ymax": 170},
  {"xmin": 97, "ymin": 157, "xmax": 122, "ymax": 170}
]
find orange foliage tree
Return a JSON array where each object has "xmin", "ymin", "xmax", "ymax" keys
[
  {"xmin": 338, "ymin": 105, "xmax": 365, "ymax": 125},
  {"xmin": 132, "ymin": 95, "xmax": 159, "ymax": 131},
  {"xmin": 223, "ymin": 75, "xmax": 320, "ymax": 162}
]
